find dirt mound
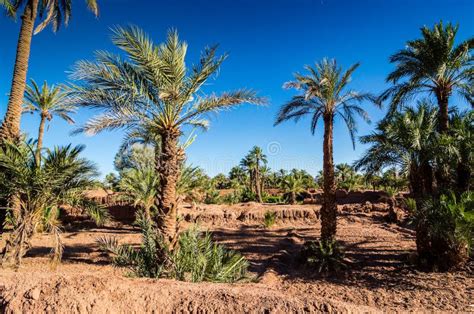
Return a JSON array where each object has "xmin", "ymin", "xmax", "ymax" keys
[
  {"xmin": 181, "ymin": 204, "xmax": 320, "ymax": 225},
  {"xmin": 0, "ymin": 270, "xmax": 373, "ymax": 313}
]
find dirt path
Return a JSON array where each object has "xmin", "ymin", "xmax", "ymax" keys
[{"xmin": 1, "ymin": 204, "xmax": 472, "ymax": 313}]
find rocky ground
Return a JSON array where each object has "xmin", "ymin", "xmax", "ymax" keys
[{"xmin": 0, "ymin": 203, "xmax": 472, "ymax": 313}]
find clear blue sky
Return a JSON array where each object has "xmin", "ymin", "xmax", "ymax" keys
[{"xmin": 1, "ymin": 0, "xmax": 473, "ymax": 178}]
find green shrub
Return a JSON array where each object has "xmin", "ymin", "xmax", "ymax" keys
[
  {"xmin": 263, "ymin": 211, "xmax": 277, "ymax": 228},
  {"xmin": 300, "ymin": 240, "xmax": 347, "ymax": 273},
  {"xmin": 264, "ymin": 195, "xmax": 283, "ymax": 204},
  {"xmin": 414, "ymin": 191, "xmax": 473, "ymax": 271},
  {"xmin": 171, "ymin": 227, "xmax": 249, "ymax": 282},
  {"xmin": 204, "ymin": 188, "xmax": 221, "ymax": 204},
  {"xmin": 221, "ymin": 191, "xmax": 242, "ymax": 205},
  {"xmin": 98, "ymin": 217, "xmax": 248, "ymax": 283}
]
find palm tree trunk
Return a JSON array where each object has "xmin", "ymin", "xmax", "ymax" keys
[
  {"xmin": 155, "ymin": 130, "xmax": 179, "ymax": 244},
  {"xmin": 0, "ymin": 0, "xmax": 39, "ymax": 143},
  {"xmin": 436, "ymin": 90, "xmax": 449, "ymax": 133},
  {"xmin": 321, "ymin": 114, "xmax": 337, "ymax": 243},
  {"xmin": 35, "ymin": 113, "xmax": 46, "ymax": 164},
  {"xmin": 255, "ymin": 167, "xmax": 262, "ymax": 203}
]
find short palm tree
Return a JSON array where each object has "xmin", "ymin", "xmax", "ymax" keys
[
  {"xmin": 380, "ymin": 21, "xmax": 473, "ymax": 132},
  {"xmin": 0, "ymin": 0, "xmax": 98, "ymax": 144},
  {"xmin": 335, "ymin": 163, "xmax": 354, "ymax": 188},
  {"xmin": 0, "ymin": 142, "xmax": 106, "ymax": 266},
  {"xmin": 275, "ymin": 59, "xmax": 373, "ymax": 244},
  {"xmin": 23, "ymin": 80, "xmax": 76, "ymax": 163},
  {"xmin": 71, "ymin": 26, "xmax": 265, "ymax": 243},
  {"xmin": 119, "ymin": 168, "xmax": 158, "ymax": 222},
  {"xmin": 281, "ymin": 173, "xmax": 305, "ymax": 204},
  {"xmin": 355, "ymin": 101, "xmax": 439, "ymax": 203}
]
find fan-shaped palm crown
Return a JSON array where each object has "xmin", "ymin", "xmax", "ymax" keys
[{"xmin": 380, "ymin": 21, "xmax": 473, "ymax": 131}]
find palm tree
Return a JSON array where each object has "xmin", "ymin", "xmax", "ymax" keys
[
  {"xmin": 240, "ymin": 146, "xmax": 267, "ymax": 202},
  {"xmin": 71, "ymin": 27, "xmax": 265, "ymax": 243},
  {"xmin": 281, "ymin": 173, "xmax": 305, "ymax": 204},
  {"xmin": 119, "ymin": 168, "xmax": 158, "ymax": 222},
  {"xmin": 0, "ymin": 142, "xmax": 106, "ymax": 266},
  {"xmin": 380, "ymin": 21, "xmax": 473, "ymax": 133},
  {"xmin": 355, "ymin": 101, "xmax": 439, "ymax": 203},
  {"xmin": 335, "ymin": 163, "xmax": 355, "ymax": 189},
  {"xmin": 275, "ymin": 59, "xmax": 373, "ymax": 244},
  {"xmin": 0, "ymin": 0, "xmax": 98, "ymax": 144},
  {"xmin": 23, "ymin": 80, "xmax": 75, "ymax": 163}
]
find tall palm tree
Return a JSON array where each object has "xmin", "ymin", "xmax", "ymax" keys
[
  {"xmin": 275, "ymin": 59, "xmax": 373, "ymax": 244},
  {"xmin": 380, "ymin": 21, "xmax": 473, "ymax": 133},
  {"xmin": 0, "ymin": 0, "xmax": 99, "ymax": 144},
  {"xmin": 71, "ymin": 27, "xmax": 265, "ymax": 243},
  {"xmin": 23, "ymin": 80, "xmax": 75, "ymax": 163},
  {"xmin": 240, "ymin": 146, "xmax": 267, "ymax": 202}
]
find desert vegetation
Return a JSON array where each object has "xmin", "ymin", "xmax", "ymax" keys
[{"xmin": 0, "ymin": 0, "xmax": 472, "ymax": 310}]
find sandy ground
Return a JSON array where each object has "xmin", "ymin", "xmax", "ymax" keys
[{"xmin": 0, "ymin": 203, "xmax": 473, "ymax": 313}]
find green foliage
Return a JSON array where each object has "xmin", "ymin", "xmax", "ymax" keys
[
  {"xmin": 263, "ymin": 211, "xmax": 277, "ymax": 228},
  {"xmin": 380, "ymin": 21, "xmax": 473, "ymax": 114},
  {"xmin": 264, "ymin": 195, "xmax": 283, "ymax": 204},
  {"xmin": 0, "ymin": 141, "xmax": 103, "ymax": 266},
  {"xmin": 415, "ymin": 191, "xmax": 473, "ymax": 270},
  {"xmin": 221, "ymin": 191, "xmax": 242, "ymax": 205},
  {"xmin": 171, "ymin": 227, "xmax": 249, "ymax": 283},
  {"xmin": 301, "ymin": 240, "xmax": 347, "ymax": 274},
  {"xmin": 98, "ymin": 214, "xmax": 168, "ymax": 278},
  {"xmin": 203, "ymin": 187, "xmax": 221, "ymax": 204},
  {"xmin": 99, "ymin": 221, "xmax": 248, "ymax": 283}
]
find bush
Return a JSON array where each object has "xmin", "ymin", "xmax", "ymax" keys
[
  {"xmin": 414, "ymin": 191, "xmax": 473, "ymax": 271},
  {"xmin": 221, "ymin": 191, "xmax": 242, "ymax": 205},
  {"xmin": 264, "ymin": 195, "xmax": 283, "ymax": 204},
  {"xmin": 171, "ymin": 227, "xmax": 249, "ymax": 282},
  {"xmin": 300, "ymin": 240, "xmax": 347, "ymax": 274},
  {"xmin": 99, "ymin": 217, "xmax": 249, "ymax": 283},
  {"xmin": 204, "ymin": 188, "xmax": 221, "ymax": 204},
  {"xmin": 263, "ymin": 211, "xmax": 277, "ymax": 228},
  {"xmin": 240, "ymin": 187, "xmax": 257, "ymax": 202}
]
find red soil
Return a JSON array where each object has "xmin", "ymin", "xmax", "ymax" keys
[{"xmin": 0, "ymin": 203, "xmax": 472, "ymax": 313}]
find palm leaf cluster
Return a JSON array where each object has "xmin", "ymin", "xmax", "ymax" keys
[
  {"xmin": 380, "ymin": 22, "xmax": 473, "ymax": 117},
  {"xmin": 99, "ymin": 219, "xmax": 248, "ymax": 283},
  {"xmin": 0, "ymin": 141, "xmax": 107, "ymax": 266}
]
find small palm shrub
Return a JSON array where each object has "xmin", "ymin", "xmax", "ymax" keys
[
  {"xmin": 98, "ymin": 214, "xmax": 169, "ymax": 278},
  {"xmin": 0, "ymin": 142, "xmax": 107, "ymax": 267},
  {"xmin": 264, "ymin": 195, "xmax": 283, "ymax": 204},
  {"xmin": 300, "ymin": 240, "xmax": 347, "ymax": 274},
  {"xmin": 171, "ymin": 227, "xmax": 249, "ymax": 283},
  {"xmin": 263, "ymin": 210, "xmax": 277, "ymax": 228},
  {"xmin": 99, "ymin": 220, "xmax": 248, "ymax": 283},
  {"xmin": 204, "ymin": 188, "xmax": 221, "ymax": 204},
  {"xmin": 221, "ymin": 191, "xmax": 242, "ymax": 205},
  {"xmin": 414, "ymin": 191, "xmax": 473, "ymax": 271}
]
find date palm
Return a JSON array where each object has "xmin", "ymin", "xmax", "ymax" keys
[
  {"xmin": 355, "ymin": 101, "xmax": 439, "ymax": 203},
  {"xmin": 380, "ymin": 21, "xmax": 473, "ymax": 132},
  {"xmin": 0, "ymin": 142, "xmax": 106, "ymax": 266},
  {"xmin": 119, "ymin": 168, "xmax": 157, "ymax": 222},
  {"xmin": 23, "ymin": 80, "xmax": 76, "ymax": 163},
  {"xmin": 240, "ymin": 146, "xmax": 267, "ymax": 202},
  {"xmin": 71, "ymin": 26, "xmax": 265, "ymax": 243},
  {"xmin": 281, "ymin": 173, "xmax": 305, "ymax": 204},
  {"xmin": 275, "ymin": 59, "xmax": 373, "ymax": 244},
  {"xmin": 0, "ymin": 0, "xmax": 98, "ymax": 144}
]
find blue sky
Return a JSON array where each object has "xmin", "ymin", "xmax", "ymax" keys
[{"xmin": 1, "ymin": 0, "xmax": 473, "ymax": 178}]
